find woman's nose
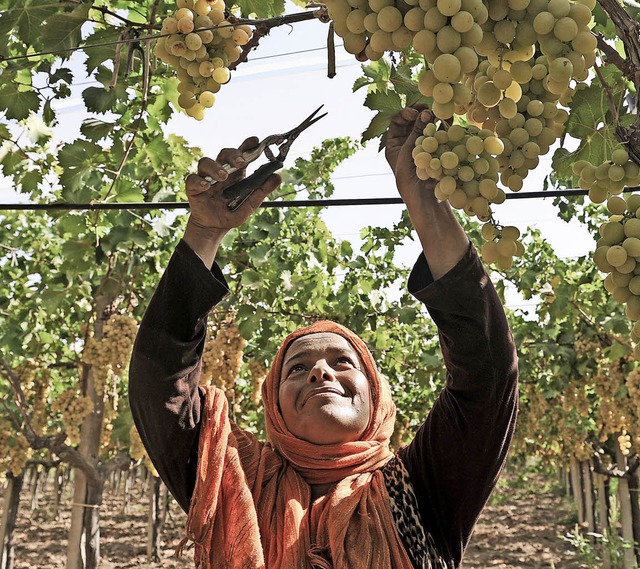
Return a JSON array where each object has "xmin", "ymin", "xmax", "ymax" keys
[{"xmin": 308, "ymin": 359, "xmax": 336, "ymax": 383}]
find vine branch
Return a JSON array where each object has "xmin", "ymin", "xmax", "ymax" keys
[
  {"xmin": 596, "ymin": 33, "xmax": 636, "ymax": 83},
  {"xmin": 597, "ymin": 0, "xmax": 640, "ymax": 163}
]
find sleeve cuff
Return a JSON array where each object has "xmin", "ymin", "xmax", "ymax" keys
[
  {"xmin": 175, "ymin": 239, "xmax": 230, "ymax": 298},
  {"xmin": 408, "ymin": 242, "xmax": 483, "ymax": 304}
]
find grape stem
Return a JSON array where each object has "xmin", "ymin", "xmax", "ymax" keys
[
  {"xmin": 227, "ymin": 9, "xmax": 329, "ymax": 72},
  {"xmin": 593, "ymin": 62, "xmax": 619, "ymax": 125}
]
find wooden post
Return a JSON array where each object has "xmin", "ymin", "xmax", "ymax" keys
[
  {"xmin": 146, "ymin": 476, "xmax": 163, "ymax": 563},
  {"xmin": 596, "ymin": 472, "xmax": 612, "ymax": 569},
  {"xmin": 582, "ymin": 460, "xmax": 597, "ymax": 537},
  {"xmin": 571, "ymin": 456, "xmax": 586, "ymax": 525},
  {"xmin": 0, "ymin": 472, "xmax": 25, "ymax": 569},
  {"xmin": 616, "ymin": 447, "xmax": 636, "ymax": 568},
  {"xmin": 30, "ymin": 466, "xmax": 41, "ymax": 511},
  {"xmin": 628, "ymin": 467, "xmax": 640, "ymax": 566}
]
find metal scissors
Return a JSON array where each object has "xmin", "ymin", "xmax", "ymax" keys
[{"xmin": 206, "ymin": 105, "xmax": 328, "ymax": 211}]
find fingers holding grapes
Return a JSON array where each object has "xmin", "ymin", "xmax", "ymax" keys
[{"xmin": 386, "ymin": 106, "xmax": 439, "ymax": 206}]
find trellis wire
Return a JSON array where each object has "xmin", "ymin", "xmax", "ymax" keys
[{"xmin": 0, "ymin": 187, "xmax": 639, "ymax": 212}]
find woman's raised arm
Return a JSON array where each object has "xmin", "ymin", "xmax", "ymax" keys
[{"xmin": 128, "ymin": 139, "xmax": 280, "ymax": 511}]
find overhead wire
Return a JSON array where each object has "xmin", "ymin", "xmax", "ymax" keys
[{"xmin": 1, "ymin": 187, "xmax": 638, "ymax": 212}]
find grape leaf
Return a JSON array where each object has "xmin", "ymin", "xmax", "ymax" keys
[
  {"xmin": 272, "ymin": 0, "xmax": 285, "ymax": 17},
  {"xmin": 564, "ymin": 65, "xmax": 626, "ymax": 141},
  {"xmin": 361, "ymin": 90, "xmax": 402, "ymax": 143},
  {"xmin": 19, "ymin": 170, "xmax": 43, "ymax": 194},
  {"xmin": 235, "ymin": 0, "xmax": 275, "ymax": 18},
  {"xmin": 0, "ymin": 83, "xmax": 39, "ymax": 120},
  {"xmin": 82, "ymin": 84, "xmax": 127, "ymax": 114},
  {"xmin": 0, "ymin": 149, "xmax": 27, "ymax": 177},
  {"xmin": 40, "ymin": 3, "xmax": 90, "ymax": 58},
  {"xmin": 80, "ymin": 118, "xmax": 115, "ymax": 142},
  {"xmin": 0, "ymin": 0, "xmax": 59, "ymax": 49},
  {"xmin": 50, "ymin": 67, "xmax": 73, "ymax": 84},
  {"xmin": 83, "ymin": 28, "xmax": 123, "ymax": 75},
  {"xmin": 146, "ymin": 77, "xmax": 179, "ymax": 123},
  {"xmin": 143, "ymin": 137, "xmax": 172, "ymax": 171},
  {"xmin": 390, "ymin": 65, "xmax": 429, "ymax": 107},
  {"xmin": 58, "ymin": 140, "xmax": 103, "ymax": 195}
]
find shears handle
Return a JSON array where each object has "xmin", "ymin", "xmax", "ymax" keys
[{"xmin": 222, "ymin": 160, "xmax": 284, "ymax": 211}]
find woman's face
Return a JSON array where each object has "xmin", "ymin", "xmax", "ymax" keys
[{"xmin": 278, "ymin": 332, "xmax": 372, "ymax": 445}]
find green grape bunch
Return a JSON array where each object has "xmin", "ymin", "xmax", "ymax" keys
[
  {"xmin": 154, "ymin": 0, "xmax": 253, "ymax": 119},
  {"xmin": 595, "ymin": 193, "xmax": 640, "ymax": 335},
  {"xmin": 574, "ymin": 148, "xmax": 640, "ymax": 204},
  {"xmin": 413, "ymin": 121, "xmax": 505, "ymax": 218},
  {"xmin": 201, "ymin": 323, "xmax": 247, "ymax": 391},
  {"xmin": 82, "ymin": 314, "xmax": 138, "ymax": 397},
  {"xmin": 52, "ymin": 389, "xmax": 94, "ymax": 446}
]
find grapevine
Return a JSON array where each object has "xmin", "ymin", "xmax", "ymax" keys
[{"xmin": 154, "ymin": 0, "xmax": 254, "ymax": 119}]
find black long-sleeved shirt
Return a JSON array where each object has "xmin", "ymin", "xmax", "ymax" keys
[{"xmin": 129, "ymin": 239, "xmax": 518, "ymax": 567}]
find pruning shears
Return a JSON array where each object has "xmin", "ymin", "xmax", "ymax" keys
[{"xmin": 206, "ymin": 105, "xmax": 328, "ymax": 211}]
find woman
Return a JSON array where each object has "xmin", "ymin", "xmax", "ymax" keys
[{"xmin": 129, "ymin": 107, "xmax": 519, "ymax": 568}]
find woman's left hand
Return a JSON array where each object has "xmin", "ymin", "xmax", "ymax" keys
[
  {"xmin": 385, "ymin": 105, "xmax": 469, "ymax": 280},
  {"xmin": 385, "ymin": 105, "xmax": 438, "ymax": 212}
]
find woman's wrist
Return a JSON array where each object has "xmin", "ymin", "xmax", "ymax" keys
[
  {"xmin": 403, "ymin": 188, "xmax": 469, "ymax": 280},
  {"xmin": 183, "ymin": 218, "xmax": 227, "ymax": 269}
]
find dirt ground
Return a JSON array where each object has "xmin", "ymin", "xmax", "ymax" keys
[{"xmin": 5, "ymin": 469, "xmax": 589, "ymax": 568}]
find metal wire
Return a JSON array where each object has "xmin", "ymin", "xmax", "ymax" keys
[{"xmin": 0, "ymin": 186, "xmax": 638, "ymax": 212}]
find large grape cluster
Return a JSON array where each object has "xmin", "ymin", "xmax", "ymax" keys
[
  {"xmin": 0, "ymin": 418, "xmax": 32, "ymax": 479},
  {"xmin": 82, "ymin": 314, "xmax": 138, "ymax": 397},
  {"xmin": 326, "ymin": 0, "xmax": 612, "ymax": 271},
  {"xmin": 17, "ymin": 360, "xmax": 50, "ymax": 436},
  {"xmin": 201, "ymin": 323, "xmax": 247, "ymax": 391},
  {"xmin": 594, "ymin": 194, "xmax": 640, "ymax": 327},
  {"xmin": 52, "ymin": 389, "xmax": 94, "ymax": 446},
  {"xmin": 154, "ymin": 0, "xmax": 253, "ymax": 119}
]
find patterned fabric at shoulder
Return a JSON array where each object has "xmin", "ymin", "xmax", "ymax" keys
[{"xmin": 382, "ymin": 455, "xmax": 451, "ymax": 569}]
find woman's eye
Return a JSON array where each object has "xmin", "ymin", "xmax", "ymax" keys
[
  {"xmin": 289, "ymin": 364, "xmax": 306, "ymax": 374},
  {"xmin": 336, "ymin": 357, "xmax": 354, "ymax": 366}
]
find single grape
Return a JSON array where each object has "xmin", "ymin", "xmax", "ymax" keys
[
  {"xmin": 377, "ymin": 6, "xmax": 404, "ymax": 32},
  {"xmin": 432, "ymin": 53, "xmax": 462, "ymax": 82},
  {"xmin": 198, "ymin": 91, "xmax": 216, "ymax": 107}
]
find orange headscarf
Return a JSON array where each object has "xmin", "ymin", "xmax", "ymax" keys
[{"xmin": 179, "ymin": 320, "xmax": 415, "ymax": 568}]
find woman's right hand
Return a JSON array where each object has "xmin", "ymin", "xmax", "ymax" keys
[
  {"xmin": 185, "ymin": 136, "xmax": 282, "ymax": 234},
  {"xmin": 183, "ymin": 136, "xmax": 282, "ymax": 267}
]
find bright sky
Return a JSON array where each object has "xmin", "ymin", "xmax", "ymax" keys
[{"xmin": 0, "ymin": 1, "xmax": 597, "ymax": 310}]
